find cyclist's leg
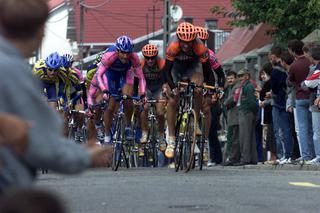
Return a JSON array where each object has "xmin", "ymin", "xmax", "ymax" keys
[
  {"xmin": 140, "ymin": 102, "xmax": 149, "ymax": 144},
  {"xmin": 155, "ymin": 88, "xmax": 166, "ymax": 139},
  {"xmin": 122, "ymin": 83, "xmax": 134, "ymax": 125},
  {"xmin": 43, "ymin": 82, "xmax": 57, "ymax": 109},
  {"xmin": 88, "ymin": 84, "xmax": 103, "ymax": 143},
  {"xmin": 190, "ymin": 62, "xmax": 204, "ymax": 136},
  {"xmin": 103, "ymin": 97, "xmax": 118, "ymax": 143},
  {"xmin": 165, "ymin": 63, "xmax": 182, "ymax": 158},
  {"xmin": 74, "ymin": 101, "xmax": 85, "ymax": 142},
  {"xmin": 156, "ymin": 99, "xmax": 166, "ymax": 151}
]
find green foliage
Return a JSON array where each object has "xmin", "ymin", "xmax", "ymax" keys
[{"xmin": 211, "ymin": 0, "xmax": 320, "ymax": 43}]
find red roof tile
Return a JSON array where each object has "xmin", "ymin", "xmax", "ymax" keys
[
  {"xmin": 48, "ymin": 0, "xmax": 65, "ymax": 11},
  {"xmin": 73, "ymin": 0, "xmax": 233, "ymax": 43},
  {"xmin": 216, "ymin": 23, "xmax": 273, "ymax": 62}
]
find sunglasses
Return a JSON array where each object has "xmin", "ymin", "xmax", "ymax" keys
[
  {"xmin": 145, "ymin": 56, "xmax": 156, "ymax": 60},
  {"xmin": 47, "ymin": 68, "xmax": 58, "ymax": 72},
  {"xmin": 118, "ymin": 50, "xmax": 130, "ymax": 55}
]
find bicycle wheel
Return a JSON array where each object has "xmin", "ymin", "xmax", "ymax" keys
[
  {"xmin": 112, "ymin": 117, "xmax": 123, "ymax": 171},
  {"xmin": 67, "ymin": 124, "xmax": 75, "ymax": 141},
  {"xmin": 185, "ymin": 109, "xmax": 197, "ymax": 172},
  {"xmin": 198, "ymin": 114, "xmax": 205, "ymax": 170},
  {"xmin": 174, "ymin": 113, "xmax": 184, "ymax": 172},
  {"xmin": 149, "ymin": 119, "xmax": 158, "ymax": 167}
]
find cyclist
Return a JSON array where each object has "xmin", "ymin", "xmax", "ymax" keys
[
  {"xmin": 61, "ymin": 53, "xmax": 86, "ymax": 142},
  {"xmin": 162, "ymin": 22, "xmax": 215, "ymax": 159},
  {"xmin": 195, "ymin": 26, "xmax": 225, "ymax": 89},
  {"xmin": 139, "ymin": 44, "xmax": 167, "ymax": 152},
  {"xmin": 195, "ymin": 26, "xmax": 225, "ymax": 162},
  {"xmin": 85, "ymin": 52, "xmax": 105, "ymax": 143},
  {"xmin": 32, "ymin": 52, "xmax": 67, "ymax": 109},
  {"xmin": 91, "ymin": 35, "xmax": 146, "ymax": 144},
  {"xmin": 86, "ymin": 52, "xmax": 104, "ymax": 88}
]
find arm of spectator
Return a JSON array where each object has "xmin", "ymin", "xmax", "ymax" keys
[
  {"xmin": 0, "ymin": 63, "xmax": 111, "ymax": 174},
  {"xmin": 286, "ymin": 90, "xmax": 294, "ymax": 113}
]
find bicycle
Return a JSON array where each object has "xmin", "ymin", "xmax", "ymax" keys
[
  {"xmin": 67, "ymin": 109, "xmax": 88, "ymax": 143},
  {"xmin": 110, "ymin": 93, "xmax": 141, "ymax": 171},
  {"xmin": 140, "ymin": 98, "xmax": 167, "ymax": 167},
  {"xmin": 174, "ymin": 81, "xmax": 216, "ymax": 172}
]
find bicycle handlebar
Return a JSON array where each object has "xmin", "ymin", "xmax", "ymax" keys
[{"xmin": 177, "ymin": 81, "xmax": 222, "ymax": 94}]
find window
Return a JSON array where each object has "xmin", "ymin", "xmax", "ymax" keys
[{"xmin": 205, "ymin": 19, "xmax": 218, "ymax": 30}]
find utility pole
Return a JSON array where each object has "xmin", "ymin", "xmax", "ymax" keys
[
  {"xmin": 79, "ymin": 0, "xmax": 84, "ymax": 70},
  {"xmin": 163, "ymin": 0, "xmax": 171, "ymax": 57},
  {"xmin": 146, "ymin": 13, "xmax": 149, "ymax": 41},
  {"xmin": 148, "ymin": 5, "xmax": 160, "ymax": 39}
]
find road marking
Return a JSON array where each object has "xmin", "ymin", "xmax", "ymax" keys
[{"xmin": 289, "ymin": 182, "xmax": 320, "ymax": 188}]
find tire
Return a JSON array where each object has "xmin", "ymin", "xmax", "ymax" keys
[
  {"xmin": 174, "ymin": 113, "xmax": 184, "ymax": 172},
  {"xmin": 112, "ymin": 117, "xmax": 123, "ymax": 171},
  {"xmin": 150, "ymin": 119, "xmax": 158, "ymax": 167},
  {"xmin": 185, "ymin": 109, "xmax": 197, "ymax": 172}
]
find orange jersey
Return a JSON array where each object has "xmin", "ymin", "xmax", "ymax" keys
[
  {"xmin": 140, "ymin": 58, "xmax": 165, "ymax": 81},
  {"xmin": 166, "ymin": 35, "xmax": 209, "ymax": 63}
]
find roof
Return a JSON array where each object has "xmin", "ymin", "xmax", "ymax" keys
[
  {"xmin": 72, "ymin": 0, "xmax": 233, "ymax": 44},
  {"xmin": 216, "ymin": 23, "xmax": 273, "ymax": 63},
  {"xmin": 48, "ymin": 0, "xmax": 65, "ymax": 11},
  {"xmin": 302, "ymin": 29, "xmax": 320, "ymax": 44}
]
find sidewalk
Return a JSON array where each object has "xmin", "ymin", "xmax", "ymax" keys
[{"xmin": 210, "ymin": 164, "xmax": 320, "ymax": 171}]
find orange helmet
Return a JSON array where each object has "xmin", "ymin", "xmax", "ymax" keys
[
  {"xmin": 176, "ymin": 22, "xmax": 197, "ymax": 42},
  {"xmin": 142, "ymin": 44, "xmax": 158, "ymax": 57},
  {"xmin": 195, "ymin": 26, "xmax": 209, "ymax": 41}
]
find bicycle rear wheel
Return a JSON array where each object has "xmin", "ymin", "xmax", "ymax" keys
[
  {"xmin": 174, "ymin": 113, "xmax": 184, "ymax": 172},
  {"xmin": 149, "ymin": 119, "xmax": 158, "ymax": 167},
  {"xmin": 112, "ymin": 117, "xmax": 124, "ymax": 171},
  {"xmin": 185, "ymin": 109, "xmax": 197, "ymax": 172}
]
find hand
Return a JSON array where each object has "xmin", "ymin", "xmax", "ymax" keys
[
  {"xmin": 171, "ymin": 87, "xmax": 179, "ymax": 96},
  {"xmin": 85, "ymin": 109, "xmax": 93, "ymax": 117},
  {"xmin": 0, "ymin": 113, "xmax": 30, "ymax": 155},
  {"xmin": 88, "ymin": 144, "xmax": 113, "ymax": 167},
  {"xmin": 141, "ymin": 95, "xmax": 148, "ymax": 103},
  {"xmin": 314, "ymin": 97, "xmax": 320, "ymax": 106},
  {"xmin": 287, "ymin": 106, "xmax": 293, "ymax": 113},
  {"xmin": 103, "ymin": 93, "xmax": 109, "ymax": 101},
  {"xmin": 259, "ymin": 101, "xmax": 265, "ymax": 108},
  {"xmin": 265, "ymin": 92, "xmax": 272, "ymax": 99},
  {"xmin": 211, "ymin": 93, "xmax": 218, "ymax": 104}
]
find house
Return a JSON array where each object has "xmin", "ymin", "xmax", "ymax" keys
[{"xmin": 39, "ymin": 0, "xmax": 233, "ymax": 65}]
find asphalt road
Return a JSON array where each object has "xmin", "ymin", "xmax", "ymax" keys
[{"xmin": 37, "ymin": 166, "xmax": 320, "ymax": 213}]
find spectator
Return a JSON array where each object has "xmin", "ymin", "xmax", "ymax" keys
[
  {"xmin": 280, "ymin": 51, "xmax": 300, "ymax": 161},
  {"xmin": 258, "ymin": 63, "xmax": 277, "ymax": 164},
  {"xmin": 0, "ymin": 0, "xmax": 112, "ymax": 192},
  {"xmin": 234, "ymin": 69, "xmax": 258, "ymax": 166},
  {"xmin": 222, "ymin": 71, "xmax": 240, "ymax": 166},
  {"xmin": 288, "ymin": 39, "xmax": 315, "ymax": 163},
  {"xmin": 208, "ymin": 93, "xmax": 223, "ymax": 166},
  {"xmin": 268, "ymin": 46, "xmax": 293, "ymax": 164},
  {"xmin": 303, "ymin": 45, "xmax": 320, "ymax": 165}
]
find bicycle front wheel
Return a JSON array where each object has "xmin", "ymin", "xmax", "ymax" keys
[{"xmin": 184, "ymin": 109, "xmax": 197, "ymax": 172}]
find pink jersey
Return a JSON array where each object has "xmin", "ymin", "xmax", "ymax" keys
[
  {"xmin": 72, "ymin": 67, "xmax": 84, "ymax": 82},
  {"xmin": 96, "ymin": 49, "xmax": 146, "ymax": 94}
]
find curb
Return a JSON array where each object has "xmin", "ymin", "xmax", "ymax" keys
[{"xmin": 209, "ymin": 164, "xmax": 320, "ymax": 171}]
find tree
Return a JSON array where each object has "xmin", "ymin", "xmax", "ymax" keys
[{"xmin": 211, "ymin": 0, "xmax": 320, "ymax": 43}]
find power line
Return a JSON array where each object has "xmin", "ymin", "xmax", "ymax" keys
[
  {"xmin": 46, "ymin": 28, "xmax": 70, "ymax": 43},
  {"xmin": 47, "ymin": 14, "xmax": 68, "ymax": 23},
  {"xmin": 89, "ymin": 12, "xmax": 116, "ymax": 39},
  {"xmin": 92, "ymin": 10, "xmax": 146, "ymax": 28},
  {"xmin": 89, "ymin": 7, "xmax": 160, "ymax": 19},
  {"xmin": 80, "ymin": 0, "xmax": 112, "ymax": 9}
]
